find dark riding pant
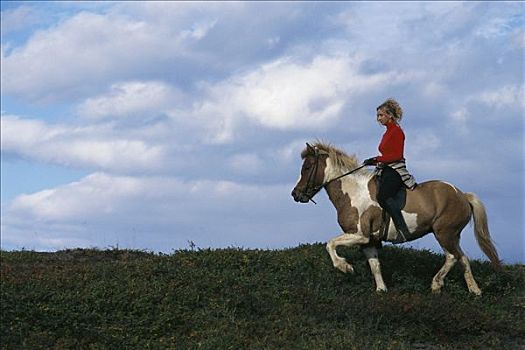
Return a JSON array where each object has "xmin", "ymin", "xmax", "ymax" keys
[
  {"xmin": 377, "ymin": 165, "xmax": 403, "ymax": 207},
  {"xmin": 377, "ymin": 165, "xmax": 410, "ymax": 242}
]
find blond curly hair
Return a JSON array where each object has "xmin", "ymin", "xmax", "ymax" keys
[{"xmin": 377, "ymin": 98, "xmax": 403, "ymax": 122}]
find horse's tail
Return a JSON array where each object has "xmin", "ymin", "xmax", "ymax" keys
[{"xmin": 464, "ymin": 192, "xmax": 502, "ymax": 269}]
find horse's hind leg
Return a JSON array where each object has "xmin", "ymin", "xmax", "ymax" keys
[
  {"xmin": 457, "ymin": 248, "xmax": 482, "ymax": 295},
  {"xmin": 431, "ymin": 251, "xmax": 457, "ymax": 294},
  {"xmin": 432, "ymin": 228, "xmax": 482, "ymax": 295},
  {"xmin": 432, "ymin": 228, "xmax": 461, "ymax": 294}
]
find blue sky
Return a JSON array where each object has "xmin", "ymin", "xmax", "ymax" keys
[{"xmin": 1, "ymin": 1, "xmax": 523, "ymax": 263}]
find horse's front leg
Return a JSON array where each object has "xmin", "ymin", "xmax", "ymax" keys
[
  {"xmin": 326, "ymin": 233, "xmax": 369, "ymax": 274},
  {"xmin": 362, "ymin": 246, "xmax": 387, "ymax": 292}
]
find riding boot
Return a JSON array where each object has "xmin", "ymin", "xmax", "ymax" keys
[{"xmin": 383, "ymin": 197, "xmax": 410, "ymax": 243}]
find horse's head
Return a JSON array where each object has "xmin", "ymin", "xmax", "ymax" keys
[{"xmin": 291, "ymin": 143, "xmax": 329, "ymax": 203}]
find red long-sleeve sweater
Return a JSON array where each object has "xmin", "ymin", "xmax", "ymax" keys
[{"xmin": 375, "ymin": 122, "xmax": 405, "ymax": 163}]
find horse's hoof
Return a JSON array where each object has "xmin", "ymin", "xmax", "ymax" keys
[
  {"xmin": 336, "ymin": 263, "xmax": 354, "ymax": 274},
  {"xmin": 344, "ymin": 263, "xmax": 355, "ymax": 274},
  {"xmin": 470, "ymin": 288, "xmax": 482, "ymax": 296},
  {"xmin": 376, "ymin": 287, "xmax": 388, "ymax": 293},
  {"xmin": 431, "ymin": 281, "xmax": 442, "ymax": 294}
]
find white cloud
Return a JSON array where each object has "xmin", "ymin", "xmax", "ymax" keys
[
  {"xmin": 180, "ymin": 19, "xmax": 218, "ymax": 40},
  {"xmin": 266, "ymin": 36, "xmax": 280, "ymax": 49},
  {"xmin": 8, "ymin": 173, "xmax": 147, "ymax": 220},
  {"xmin": 511, "ymin": 28, "xmax": 525, "ymax": 50},
  {"xmin": 2, "ymin": 172, "xmax": 307, "ymax": 251},
  {"xmin": 0, "ymin": 116, "xmax": 67, "ymax": 148},
  {"xmin": 77, "ymin": 81, "xmax": 184, "ymax": 119},
  {"xmin": 5, "ymin": 170, "xmax": 288, "ymax": 223},
  {"xmin": 1, "ymin": 116, "xmax": 165, "ymax": 171},
  {"xmin": 0, "ymin": 5, "xmax": 41, "ymax": 35},
  {"xmin": 474, "ymin": 14, "xmax": 520, "ymax": 39},
  {"xmin": 276, "ymin": 140, "xmax": 308, "ymax": 164},
  {"xmin": 407, "ymin": 131, "xmax": 442, "ymax": 159},
  {"xmin": 228, "ymin": 153, "xmax": 264, "ymax": 175},
  {"xmin": 192, "ymin": 55, "xmax": 411, "ymax": 143},
  {"xmin": 476, "ymin": 85, "xmax": 524, "ymax": 109},
  {"xmin": 0, "ymin": 9, "xmax": 215, "ymax": 101},
  {"xmin": 236, "ymin": 56, "xmax": 349, "ymax": 129},
  {"xmin": 449, "ymin": 107, "xmax": 470, "ymax": 135},
  {"xmin": 0, "ymin": 2, "xmax": 296, "ymax": 102},
  {"xmin": 2, "ymin": 12, "xmax": 135, "ymax": 99},
  {"xmin": 446, "ymin": 84, "xmax": 524, "ymax": 134},
  {"xmin": 109, "ymin": 1, "xmax": 243, "ymax": 25},
  {"xmin": 422, "ymin": 82, "xmax": 447, "ymax": 99},
  {"xmin": 334, "ymin": 2, "xmax": 470, "ymax": 54}
]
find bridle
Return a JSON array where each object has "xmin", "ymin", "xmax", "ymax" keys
[
  {"xmin": 301, "ymin": 148, "xmax": 323, "ymax": 204},
  {"xmin": 300, "ymin": 144, "xmax": 367, "ymax": 204}
]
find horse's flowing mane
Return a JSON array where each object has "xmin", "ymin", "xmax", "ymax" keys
[{"xmin": 301, "ymin": 141, "xmax": 363, "ymax": 173}]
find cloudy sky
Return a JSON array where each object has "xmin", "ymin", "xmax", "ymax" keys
[{"xmin": 1, "ymin": 2, "xmax": 523, "ymax": 263}]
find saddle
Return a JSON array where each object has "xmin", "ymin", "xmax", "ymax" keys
[{"xmin": 379, "ymin": 186, "xmax": 407, "ymax": 241}]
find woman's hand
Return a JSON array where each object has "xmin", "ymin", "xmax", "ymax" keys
[{"xmin": 363, "ymin": 157, "xmax": 377, "ymax": 166}]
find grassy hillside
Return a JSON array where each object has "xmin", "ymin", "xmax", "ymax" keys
[{"xmin": 1, "ymin": 244, "xmax": 524, "ymax": 349}]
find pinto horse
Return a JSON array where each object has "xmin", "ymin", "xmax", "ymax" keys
[{"xmin": 291, "ymin": 142, "xmax": 501, "ymax": 294}]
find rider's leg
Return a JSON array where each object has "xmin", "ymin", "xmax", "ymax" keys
[
  {"xmin": 377, "ymin": 166, "xmax": 410, "ymax": 242},
  {"xmin": 384, "ymin": 197, "xmax": 410, "ymax": 242}
]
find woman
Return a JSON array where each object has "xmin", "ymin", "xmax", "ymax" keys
[{"xmin": 363, "ymin": 98, "xmax": 416, "ymax": 242}]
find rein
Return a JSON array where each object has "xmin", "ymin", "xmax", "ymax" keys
[
  {"xmin": 318, "ymin": 164, "xmax": 367, "ymax": 190},
  {"xmin": 308, "ymin": 164, "xmax": 367, "ymax": 204}
]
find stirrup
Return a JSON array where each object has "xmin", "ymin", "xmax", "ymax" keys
[
  {"xmin": 379, "ymin": 210, "xmax": 390, "ymax": 240},
  {"xmin": 393, "ymin": 229, "xmax": 407, "ymax": 244}
]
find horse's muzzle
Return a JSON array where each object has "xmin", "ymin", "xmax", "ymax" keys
[{"xmin": 291, "ymin": 188, "xmax": 310, "ymax": 203}]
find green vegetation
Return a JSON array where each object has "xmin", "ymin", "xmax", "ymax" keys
[{"xmin": 1, "ymin": 244, "xmax": 524, "ymax": 349}]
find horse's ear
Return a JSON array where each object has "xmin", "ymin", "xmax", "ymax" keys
[{"xmin": 305, "ymin": 142, "xmax": 313, "ymax": 154}]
